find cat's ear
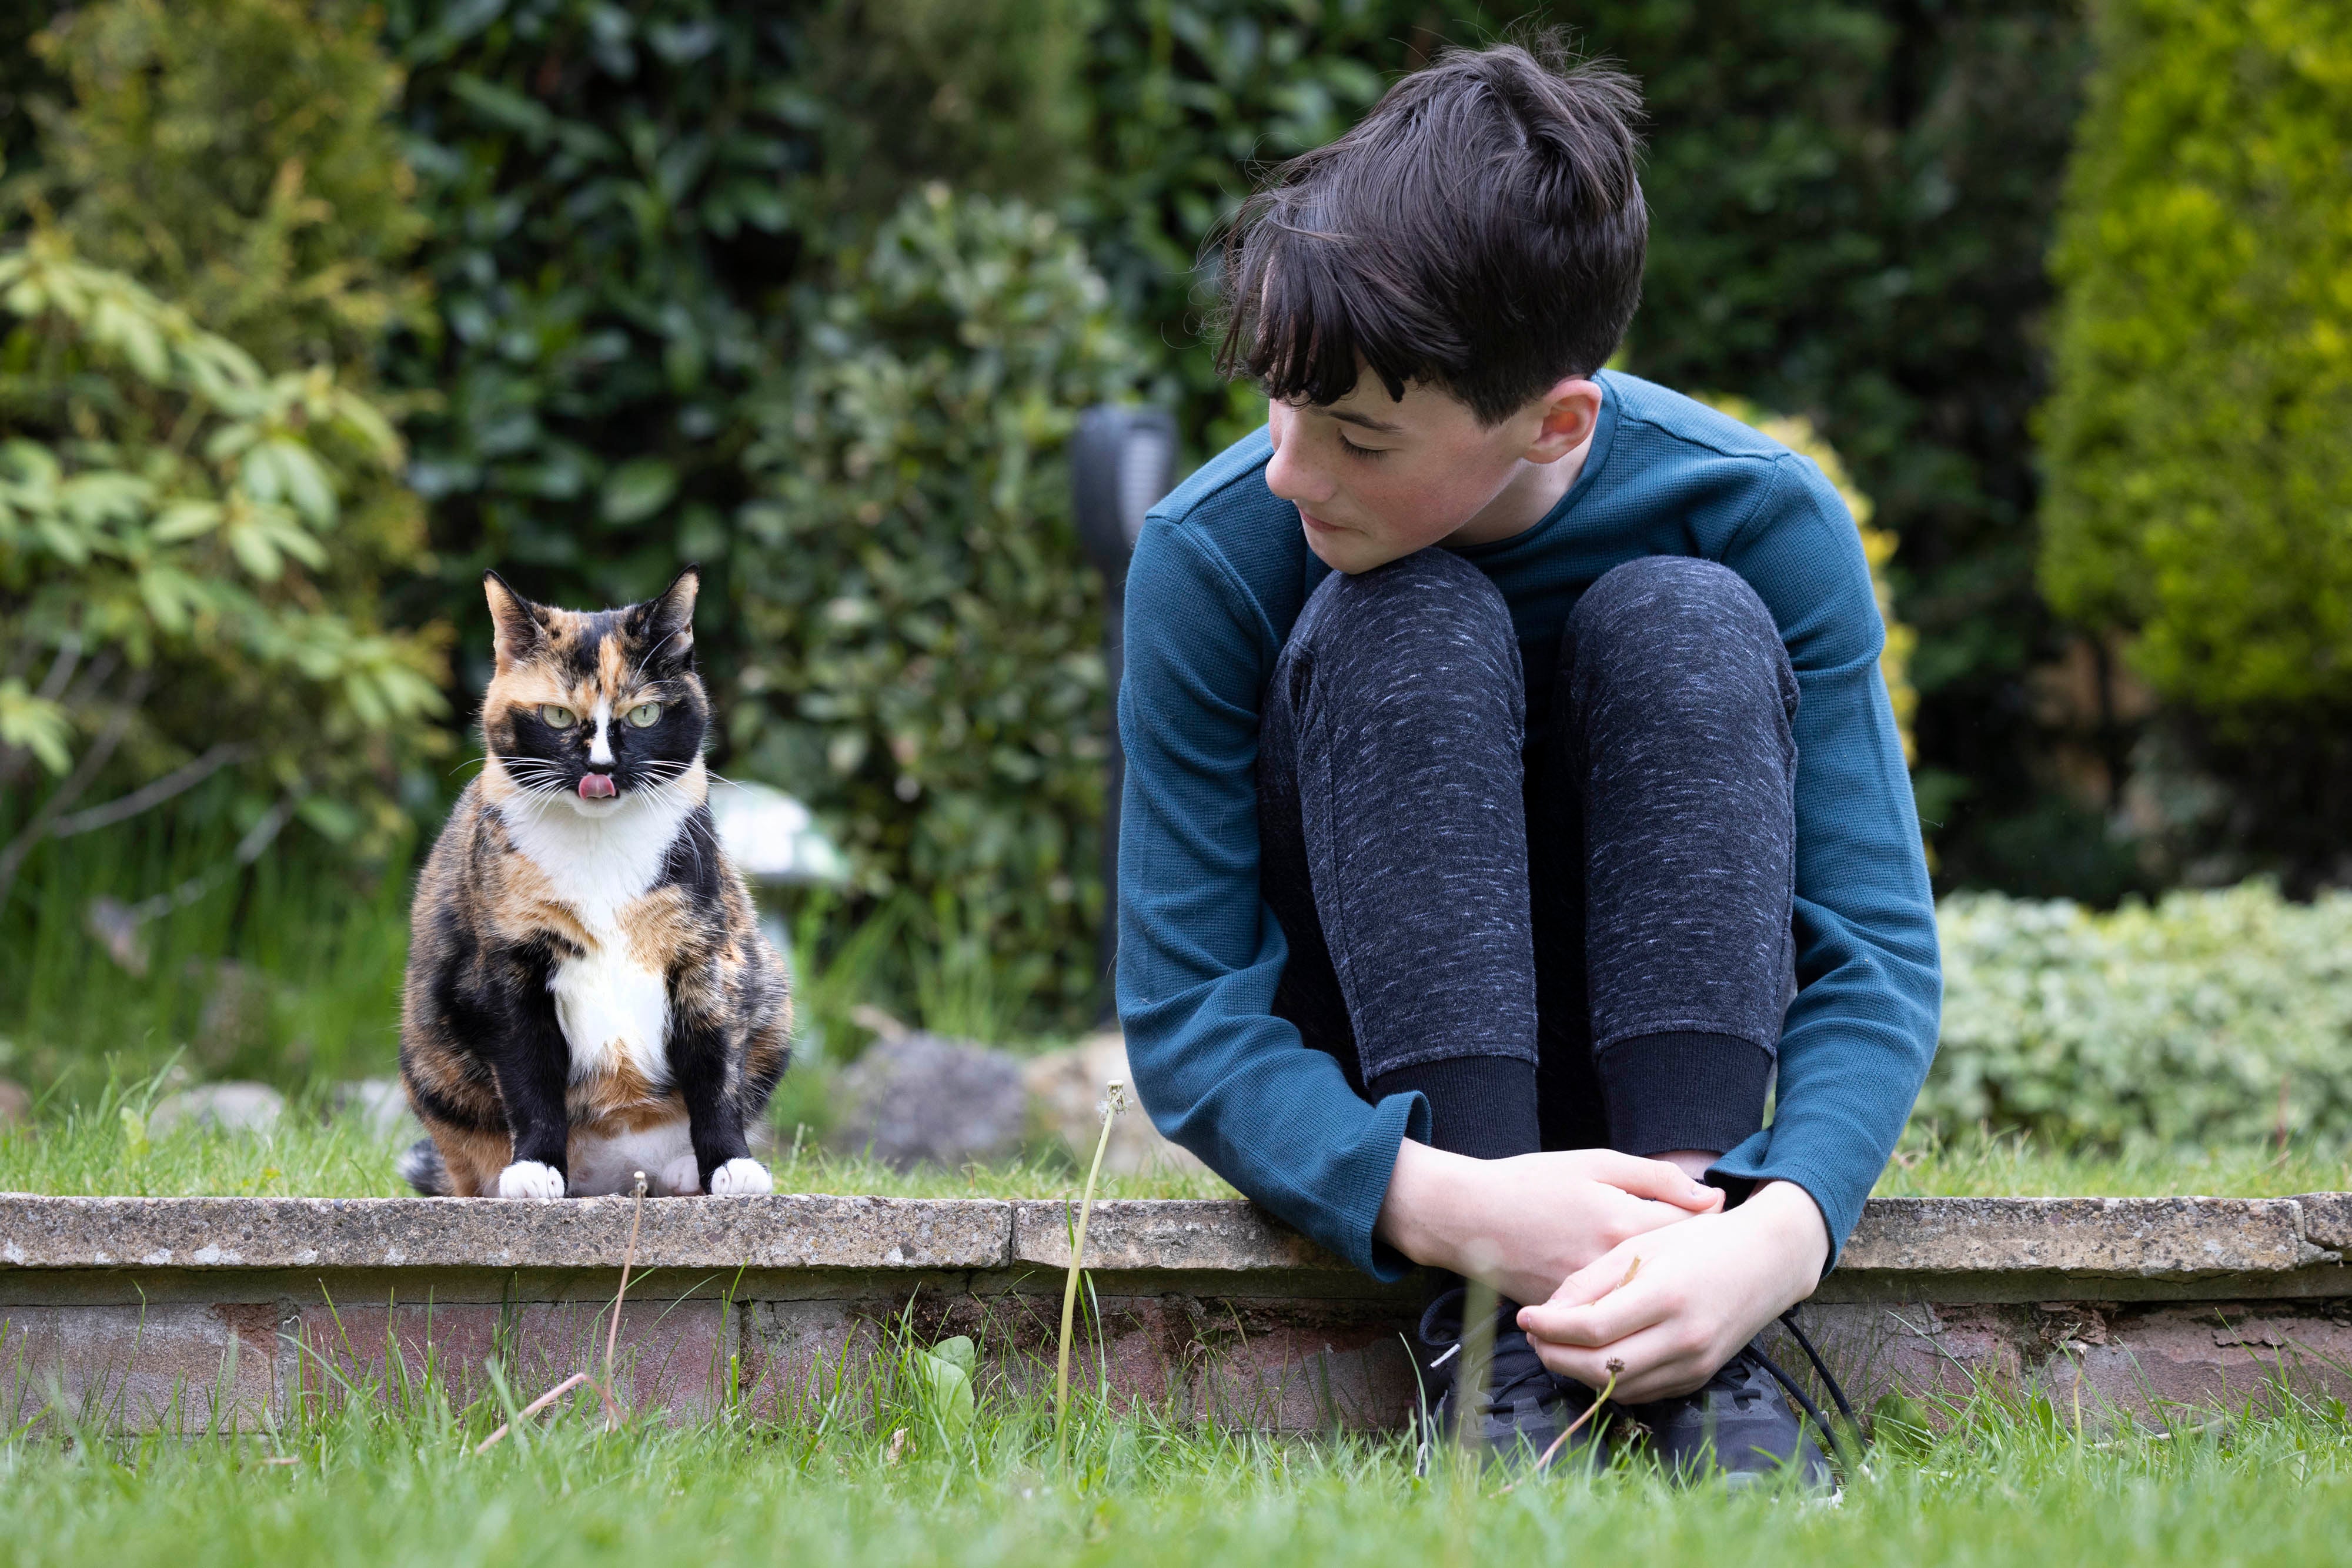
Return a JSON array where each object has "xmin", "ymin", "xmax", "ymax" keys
[
  {"xmin": 629, "ymin": 566, "xmax": 699, "ymax": 670},
  {"xmin": 483, "ymin": 571, "xmax": 546, "ymax": 669}
]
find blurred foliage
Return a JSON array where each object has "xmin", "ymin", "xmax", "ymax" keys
[
  {"xmin": 733, "ymin": 188, "xmax": 1142, "ymax": 1019},
  {"xmin": 1929, "ymin": 882, "xmax": 2352, "ymax": 1149},
  {"xmin": 2034, "ymin": 1, "xmax": 2352, "ymax": 889},
  {"xmin": 1701, "ymin": 394, "xmax": 1917, "ymax": 767},
  {"xmin": 0, "ymin": 0, "xmax": 446, "ymax": 953},
  {"xmin": 2041, "ymin": 0, "xmax": 2352, "ymax": 714},
  {"xmin": 806, "ymin": 0, "xmax": 1097, "ymax": 216},
  {"xmin": 0, "ymin": 239, "xmax": 449, "ymax": 897},
  {"xmin": 369, "ymin": 2, "xmax": 1142, "ymax": 1024},
  {"xmin": 374, "ymin": 0, "xmax": 817, "ymax": 652},
  {"xmin": 26, "ymin": 0, "xmax": 429, "ymax": 375}
]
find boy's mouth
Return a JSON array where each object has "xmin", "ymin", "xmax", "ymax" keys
[{"xmin": 578, "ymin": 773, "xmax": 618, "ymax": 800}]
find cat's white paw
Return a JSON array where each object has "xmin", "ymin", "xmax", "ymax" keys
[
  {"xmin": 710, "ymin": 1157, "xmax": 773, "ymax": 1196},
  {"xmin": 659, "ymin": 1154, "xmax": 702, "ymax": 1196},
  {"xmin": 496, "ymin": 1160, "xmax": 566, "ymax": 1200}
]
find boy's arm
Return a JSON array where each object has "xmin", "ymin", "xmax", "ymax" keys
[
  {"xmin": 1114, "ymin": 517, "xmax": 1429, "ymax": 1277},
  {"xmin": 1709, "ymin": 454, "xmax": 1943, "ymax": 1256}
]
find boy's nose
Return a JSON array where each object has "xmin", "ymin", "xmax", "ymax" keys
[{"xmin": 1265, "ymin": 434, "xmax": 1334, "ymax": 508}]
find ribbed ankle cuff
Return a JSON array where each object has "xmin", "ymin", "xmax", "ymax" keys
[
  {"xmin": 1593, "ymin": 1031, "xmax": 1772, "ymax": 1157},
  {"xmin": 1370, "ymin": 1054, "xmax": 1541, "ymax": 1161}
]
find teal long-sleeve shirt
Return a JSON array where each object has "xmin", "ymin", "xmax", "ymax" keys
[{"xmin": 1113, "ymin": 372, "xmax": 1941, "ymax": 1279}]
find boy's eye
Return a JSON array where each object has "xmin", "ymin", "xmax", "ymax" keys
[
  {"xmin": 1337, "ymin": 431, "xmax": 1388, "ymax": 460},
  {"xmin": 540, "ymin": 704, "xmax": 577, "ymax": 728},
  {"xmin": 626, "ymin": 702, "xmax": 662, "ymax": 728}
]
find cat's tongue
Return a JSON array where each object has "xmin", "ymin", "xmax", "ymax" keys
[{"xmin": 578, "ymin": 774, "xmax": 618, "ymax": 800}]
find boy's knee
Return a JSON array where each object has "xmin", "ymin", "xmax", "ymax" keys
[
  {"xmin": 1567, "ymin": 556, "xmax": 1795, "ymax": 720},
  {"xmin": 1297, "ymin": 547, "xmax": 1513, "ymax": 652},
  {"xmin": 1279, "ymin": 549, "xmax": 1521, "ymax": 717}
]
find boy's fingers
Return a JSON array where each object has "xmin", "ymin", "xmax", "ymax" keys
[
  {"xmin": 1518, "ymin": 1282, "xmax": 1664, "ymax": 1350},
  {"xmin": 1518, "ymin": 1259, "xmax": 1666, "ymax": 1345},
  {"xmin": 1535, "ymin": 1326, "xmax": 1697, "ymax": 1400},
  {"xmin": 1588, "ymin": 1152, "xmax": 1722, "ymax": 1211}
]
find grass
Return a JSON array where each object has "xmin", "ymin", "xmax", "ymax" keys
[
  {"xmin": 0, "ymin": 1076, "xmax": 1240, "ymax": 1199},
  {"xmin": 0, "ymin": 806, "xmax": 413, "ymax": 1091},
  {"xmin": 2, "ymin": 1081, "xmax": 2344, "ymax": 1201},
  {"xmin": 4, "ymin": 1333, "xmax": 2351, "ymax": 1568}
]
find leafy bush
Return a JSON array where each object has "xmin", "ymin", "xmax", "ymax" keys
[
  {"xmin": 731, "ymin": 188, "xmax": 1145, "ymax": 1019},
  {"xmin": 377, "ymin": 0, "xmax": 824, "ymax": 646},
  {"xmin": 2039, "ymin": 0, "xmax": 2352, "ymax": 715},
  {"xmin": 1927, "ymin": 881, "xmax": 2352, "ymax": 1149},
  {"xmin": 1, "ymin": 0, "xmax": 445, "ymax": 930},
  {"xmin": 0, "ymin": 238, "xmax": 449, "ymax": 907},
  {"xmin": 28, "ymin": 0, "xmax": 428, "ymax": 376}
]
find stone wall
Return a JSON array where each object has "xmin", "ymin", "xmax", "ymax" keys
[{"xmin": 3, "ymin": 1195, "xmax": 2345, "ymax": 1434}]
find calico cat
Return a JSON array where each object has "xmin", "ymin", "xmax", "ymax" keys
[{"xmin": 398, "ymin": 567, "xmax": 790, "ymax": 1199}]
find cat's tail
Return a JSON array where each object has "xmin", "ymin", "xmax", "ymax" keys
[{"xmin": 398, "ymin": 1136, "xmax": 452, "ymax": 1196}]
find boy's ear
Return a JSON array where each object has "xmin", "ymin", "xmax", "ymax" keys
[
  {"xmin": 1522, "ymin": 377, "xmax": 1605, "ymax": 464},
  {"xmin": 483, "ymin": 571, "xmax": 546, "ymax": 669},
  {"xmin": 627, "ymin": 566, "xmax": 699, "ymax": 670}
]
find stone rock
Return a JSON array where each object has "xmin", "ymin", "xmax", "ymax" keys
[
  {"xmin": 831, "ymin": 1031, "xmax": 1028, "ymax": 1170},
  {"xmin": 147, "ymin": 1082, "xmax": 285, "ymax": 1138},
  {"xmin": 0, "ymin": 1077, "xmax": 29, "ymax": 1126},
  {"xmin": 1023, "ymin": 1031, "xmax": 1207, "ymax": 1176},
  {"xmin": 192, "ymin": 961, "xmax": 274, "ymax": 1065},
  {"xmin": 329, "ymin": 1078, "xmax": 417, "ymax": 1141}
]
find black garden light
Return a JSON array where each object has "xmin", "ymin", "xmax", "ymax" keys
[{"xmin": 1071, "ymin": 404, "xmax": 1179, "ymax": 1012}]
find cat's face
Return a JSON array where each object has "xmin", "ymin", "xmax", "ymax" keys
[{"xmin": 479, "ymin": 569, "xmax": 709, "ymax": 817}]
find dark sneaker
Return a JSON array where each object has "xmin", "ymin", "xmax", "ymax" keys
[
  {"xmin": 1625, "ymin": 1340, "xmax": 1833, "ymax": 1492},
  {"xmin": 1413, "ymin": 1286, "xmax": 1609, "ymax": 1472}
]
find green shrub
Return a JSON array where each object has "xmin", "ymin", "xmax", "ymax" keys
[
  {"xmin": 0, "ymin": 237, "xmax": 449, "ymax": 899},
  {"xmin": 0, "ymin": 0, "xmax": 445, "ymax": 919},
  {"xmin": 28, "ymin": 0, "xmax": 429, "ymax": 376},
  {"xmin": 2039, "ymin": 0, "xmax": 2352, "ymax": 713},
  {"xmin": 1927, "ymin": 881, "xmax": 2352, "ymax": 1149},
  {"xmin": 731, "ymin": 188, "xmax": 1146, "ymax": 1021},
  {"xmin": 377, "ymin": 0, "xmax": 823, "ymax": 639}
]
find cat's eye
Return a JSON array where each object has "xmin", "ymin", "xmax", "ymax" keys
[
  {"xmin": 626, "ymin": 702, "xmax": 662, "ymax": 728},
  {"xmin": 540, "ymin": 704, "xmax": 577, "ymax": 728}
]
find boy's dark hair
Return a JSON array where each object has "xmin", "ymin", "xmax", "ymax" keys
[{"xmin": 1214, "ymin": 38, "xmax": 1646, "ymax": 425}]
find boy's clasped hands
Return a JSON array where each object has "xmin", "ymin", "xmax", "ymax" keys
[{"xmin": 1374, "ymin": 1142, "xmax": 1830, "ymax": 1402}]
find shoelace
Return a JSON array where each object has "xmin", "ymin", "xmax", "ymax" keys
[
  {"xmin": 1417, "ymin": 1289, "xmax": 1575, "ymax": 1422},
  {"xmin": 1751, "ymin": 1305, "xmax": 1862, "ymax": 1468}
]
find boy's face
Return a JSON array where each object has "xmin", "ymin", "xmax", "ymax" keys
[{"xmin": 1264, "ymin": 372, "xmax": 1602, "ymax": 574}]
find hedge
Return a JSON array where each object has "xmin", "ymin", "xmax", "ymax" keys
[
  {"xmin": 2039, "ymin": 0, "xmax": 2352, "ymax": 716},
  {"xmin": 1927, "ymin": 881, "xmax": 2352, "ymax": 1149}
]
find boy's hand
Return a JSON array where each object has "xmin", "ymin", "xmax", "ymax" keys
[
  {"xmin": 1375, "ymin": 1141, "xmax": 1723, "ymax": 1307},
  {"xmin": 1514, "ymin": 1179, "xmax": 1829, "ymax": 1403}
]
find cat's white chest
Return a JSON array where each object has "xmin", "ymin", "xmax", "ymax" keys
[
  {"xmin": 497, "ymin": 792, "xmax": 691, "ymax": 1087},
  {"xmin": 547, "ymin": 934, "xmax": 669, "ymax": 1085}
]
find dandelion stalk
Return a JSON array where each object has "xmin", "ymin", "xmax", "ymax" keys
[{"xmin": 1054, "ymin": 1079, "xmax": 1124, "ymax": 1469}]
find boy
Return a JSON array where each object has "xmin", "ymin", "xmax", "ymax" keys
[{"xmin": 1114, "ymin": 39, "xmax": 1940, "ymax": 1482}]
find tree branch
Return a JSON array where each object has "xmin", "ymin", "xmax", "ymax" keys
[
  {"xmin": 0, "ymin": 666, "xmax": 152, "ymax": 909},
  {"xmin": 49, "ymin": 742, "xmax": 250, "ymax": 838}
]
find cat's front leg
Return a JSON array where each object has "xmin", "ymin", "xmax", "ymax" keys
[
  {"xmin": 672, "ymin": 1009, "xmax": 771, "ymax": 1196},
  {"xmin": 488, "ymin": 952, "xmax": 575, "ymax": 1199}
]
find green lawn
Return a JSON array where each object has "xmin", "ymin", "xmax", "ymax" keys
[
  {"xmin": 6, "ymin": 1094, "xmax": 2350, "ymax": 1564},
  {"xmin": 4, "ymin": 1360, "xmax": 2349, "ymax": 1568},
  {"xmin": 3, "ymin": 1088, "xmax": 2348, "ymax": 1201}
]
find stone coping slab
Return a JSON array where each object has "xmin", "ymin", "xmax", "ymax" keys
[
  {"xmin": 0, "ymin": 1194, "xmax": 1010, "ymax": 1273},
  {"xmin": 0, "ymin": 1192, "xmax": 2344, "ymax": 1282}
]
